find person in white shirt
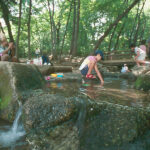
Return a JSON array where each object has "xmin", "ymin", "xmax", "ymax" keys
[
  {"xmin": 130, "ymin": 43, "xmax": 150, "ymax": 66},
  {"xmin": 121, "ymin": 64, "xmax": 130, "ymax": 73},
  {"xmin": 35, "ymin": 48, "xmax": 40, "ymax": 58}
]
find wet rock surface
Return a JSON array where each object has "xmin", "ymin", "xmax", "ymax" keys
[
  {"xmin": 0, "ymin": 62, "xmax": 45, "ymax": 122},
  {"xmin": 23, "ymin": 90, "xmax": 78, "ymax": 130},
  {"xmin": 1, "ymin": 62, "xmax": 150, "ymax": 150},
  {"xmin": 133, "ymin": 66, "xmax": 150, "ymax": 91},
  {"xmin": 23, "ymin": 89, "xmax": 150, "ymax": 150},
  {"xmin": 132, "ymin": 66, "xmax": 150, "ymax": 76}
]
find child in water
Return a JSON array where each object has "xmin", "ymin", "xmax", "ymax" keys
[
  {"xmin": 121, "ymin": 64, "xmax": 130, "ymax": 73},
  {"xmin": 79, "ymin": 50, "xmax": 104, "ymax": 86}
]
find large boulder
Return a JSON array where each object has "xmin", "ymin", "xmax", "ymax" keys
[
  {"xmin": 23, "ymin": 91, "xmax": 150, "ymax": 150},
  {"xmin": 0, "ymin": 62, "xmax": 45, "ymax": 121}
]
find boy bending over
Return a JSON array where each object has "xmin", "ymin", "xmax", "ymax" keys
[{"xmin": 79, "ymin": 50, "xmax": 104, "ymax": 86}]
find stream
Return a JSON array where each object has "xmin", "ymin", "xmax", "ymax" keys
[{"xmin": 0, "ymin": 77, "xmax": 149, "ymax": 150}]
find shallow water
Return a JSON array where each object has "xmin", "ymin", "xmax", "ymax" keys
[
  {"xmin": 0, "ymin": 106, "xmax": 27, "ymax": 150},
  {"xmin": 46, "ymin": 77, "xmax": 148, "ymax": 108},
  {"xmin": 0, "ymin": 77, "xmax": 149, "ymax": 150}
]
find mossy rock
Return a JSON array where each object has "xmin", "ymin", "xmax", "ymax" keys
[
  {"xmin": 135, "ymin": 75, "xmax": 150, "ymax": 91},
  {"xmin": 0, "ymin": 62, "xmax": 45, "ymax": 122}
]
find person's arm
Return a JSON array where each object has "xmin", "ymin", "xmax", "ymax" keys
[
  {"xmin": 94, "ymin": 64, "xmax": 104, "ymax": 86},
  {"xmin": 2, "ymin": 42, "xmax": 13, "ymax": 55},
  {"xmin": 135, "ymin": 50, "xmax": 140, "ymax": 60}
]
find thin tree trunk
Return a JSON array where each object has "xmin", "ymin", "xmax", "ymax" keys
[
  {"xmin": 108, "ymin": 24, "xmax": 118, "ymax": 51},
  {"xmin": 47, "ymin": 0, "xmax": 54, "ymax": 54},
  {"xmin": 70, "ymin": 0, "xmax": 76, "ymax": 55},
  {"xmin": 139, "ymin": 17, "xmax": 146, "ymax": 42},
  {"xmin": 114, "ymin": 23, "xmax": 125, "ymax": 50},
  {"xmin": 72, "ymin": 0, "xmax": 80, "ymax": 56},
  {"xmin": 133, "ymin": 0, "xmax": 146, "ymax": 44},
  {"xmin": 0, "ymin": 0, "xmax": 14, "ymax": 42},
  {"xmin": 47, "ymin": 0, "xmax": 57, "ymax": 58},
  {"xmin": 16, "ymin": 0, "xmax": 22, "ymax": 59},
  {"xmin": 52, "ymin": 0, "xmax": 57, "ymax": 58},
  {"xmin": 27, "ymin": 0, "xmax": 32, "ymax": 59},
  {"xmin": 60, "ymin": 0, "xmax": 73, "ymax": 57},
  {"xmin": 128, "ymin": 2, "xmax": 140, "ymax": 44},
  {"xmin": 93, "ymin": 0, "xmax": 141, "ymax": 52}
]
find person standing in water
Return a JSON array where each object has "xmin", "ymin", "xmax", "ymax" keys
[{"xmin": 79, "ymin": 50, "xmax": 104, "ymax": 86}]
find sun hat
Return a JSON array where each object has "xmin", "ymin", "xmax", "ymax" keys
[{"xmin": 95, "ymin": 50, "xmax": 104, "ymax": 60}]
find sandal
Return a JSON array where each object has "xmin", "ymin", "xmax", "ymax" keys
[{"xmin": 86, "ymin": 74, "xmax": 96, "ymax": 79}]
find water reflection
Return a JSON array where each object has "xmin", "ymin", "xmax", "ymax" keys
[{"xmin": 47, "ymin": 77, "xmax": 149, "ymax": 108}]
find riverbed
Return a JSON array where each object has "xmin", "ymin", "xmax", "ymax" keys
[{"xmin": 0, "ymin": 77, "xmax": 150, "ymax": 150}]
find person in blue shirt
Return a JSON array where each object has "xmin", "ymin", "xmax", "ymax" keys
[{"xmin": 0, "ymin": 38, "xmax": 17, "ymax": 62}]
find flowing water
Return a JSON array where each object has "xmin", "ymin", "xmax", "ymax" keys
[
  {"xmin": 0, "ymin": 103, "xmax": 27, "ymax": 150},
  {"xmin": 0, "ymin": 77, "xmax": 149, "ymax": 150}
]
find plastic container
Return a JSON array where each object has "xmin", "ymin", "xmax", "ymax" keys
[
  {"xmin": 57, "ymin": 73, "xmax": 63, "ymax": 78},
  {"xmin": 51, "ymin": 74, "xmax": 57, "ymax": 77}
]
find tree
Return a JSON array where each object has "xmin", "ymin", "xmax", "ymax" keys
[
  {"xmin": 27, "ymin": 0, "xmax": 32, "ymax": 59},
  {"xmin": 0, "ymin": 0, "xmax": 14, "ymax": 42},
  {"xmin": 16, "ymin": 0, "xmax": 22, "ymax": 59},
  {"xmin": 93, "ymin": 0, "xmax": 141, "ymax": 52}
]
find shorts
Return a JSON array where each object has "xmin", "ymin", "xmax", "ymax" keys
[
  {"xmin": 81, "ymin": 65, "xmax": 88, "ymax": 76},
  {"xmin": 137, "ymin": 53, "xmax": 146, "ymax": 61}
]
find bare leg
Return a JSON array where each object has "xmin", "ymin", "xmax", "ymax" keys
[
  {"xmin": 87, "ymin": 61, "xmax": 95, "ymax": 75},
  {"xmin": 136, "ymin": 60, "xmax": 150, "ymax": 66},
  {"xmin": 1, "ymin": 54, "xmax": 9, "ymax": 61}
]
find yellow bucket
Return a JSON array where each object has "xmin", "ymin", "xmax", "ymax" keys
[{"xmin": 51, "ymin": 74, "xmax": 57, "ymax": 77}]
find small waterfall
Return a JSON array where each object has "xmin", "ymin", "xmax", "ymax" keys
[{"xmin": 0, "ymin": 102, "xmax": 26, "ymax": 148}]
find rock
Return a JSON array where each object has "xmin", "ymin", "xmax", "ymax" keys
[
  {"xmin": 132, "ymin": 66, "xmax": 150, "ymax": 91},
  {"xmin": 131, "ymin": 66, "xmax": 150, "ymax": 76},
  {"xmin": 0, "ymin": 62, "xmax": 45, "ymax": 121},
  {"xmin": 106, "ymin": 66, "xmax": 119, "ymax": 72},
  {"xmin": 26, "ymin": 124, "xmax": 79, "ymax": 150},
  {"xmin": 37, "ymin": 66, "xmax": 72, "ymax": 76},
  {"xmin": 23, "ymin": 92, "xmax": 78, "ymax": 130},
  {"xmin": 23, "ymin": 92, "xmax": 150, "ymax": 149},
  {"xmin": 24, "ymin": 91, "xmax": 80, "ymax": 150},
  {"xmin": 135, "ymin": 75, "xmax": 150, "ymax": 91}
]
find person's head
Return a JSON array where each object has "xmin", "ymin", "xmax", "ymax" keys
[
  {"xmin": 130, "ymin": 43, "xmax": 136, "ymax": 51},
  {"xmin": 124, "ymin": 64, "xmax": 127, "ymax": 67},
  {"xmin": 0, "ymin": 38, "xmax": 8, "ymax": 47},
  {"xmin": 95, "ymin": 50, "xmax": 104, "ymax": 61}
]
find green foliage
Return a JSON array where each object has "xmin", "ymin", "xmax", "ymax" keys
[{"xmin": 0, "ymin": 0, "xmax": 150, "ymax": 57}]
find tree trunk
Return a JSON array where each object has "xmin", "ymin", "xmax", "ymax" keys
[
  {"xmin": 128, "ymin": 2, "xmax": 140, "ymax": 45},
  {"xmin": 108, "ymin": 24, "xmax": 118, "ymax": 51},
  {"xmin": 27, "ymin": 0, "xmax": 32, "ymax": 60},
  {"xmin": 47, "ymin": 0, "xmax": 57, "ymax": 58},
  {"xmin": 139, "ymin": 17, "xmax": 146, "ymax": 42},
  {"xmin": 72, "ymin": 0, "xmax": 80, "ymax": 56},
  {"xmin": 114, "ymin": 23, "xmax": 125, "ymax": 50},
  {"xmin": 47, "ymin": 0, "xmax": 54, "ymax": 54},
  {"xmin": 16, "ymin": 0, "xmax": 22, "ymax": 59},
  {"xmin": 60, "ymin": 0, "xmax": 73, "ymax": 57},
  {"xmin": 0, "ymin": 0, "xmax": 14, "ymax": 42},
  {"xmin": 70, "ymin": 0, "xmax": 77, "ymax": 55},
  {"xmin": 93, "ymin": 0, "xmax": 141, "ymax": 52},
  {"xmin": 133, "ymin": 0, "xmax": 146, "ymax": 44}
]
